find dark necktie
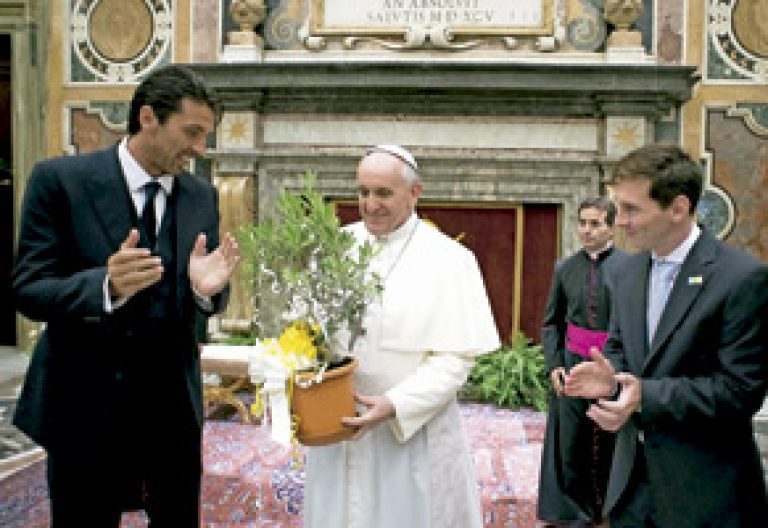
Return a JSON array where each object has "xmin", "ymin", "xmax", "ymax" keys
[{"xmin": 141, "ymin": 181, "xmax": 161, "ymax": 249}]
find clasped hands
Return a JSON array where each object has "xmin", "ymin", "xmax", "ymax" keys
[
  {"xmin": 560, "ymin": 350, "xmax": 642, "ymax": 432},
  {"xmin": 107, "ymin": 229, "xmax": 240, "ymax": 300}
]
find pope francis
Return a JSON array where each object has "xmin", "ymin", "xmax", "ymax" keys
[{"xmin": 303, "ymin": 145, "xmax": 501, "ymax": 527}]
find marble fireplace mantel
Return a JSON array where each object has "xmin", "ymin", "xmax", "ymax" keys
[{"xmin": 190, "ymin": 61, "xmax": 698, "ymax": 118}]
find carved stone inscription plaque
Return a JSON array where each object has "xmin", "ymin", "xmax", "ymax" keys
[{"xmin": 312, "ymin": 0, "xmax": 552, "ymax": 35}]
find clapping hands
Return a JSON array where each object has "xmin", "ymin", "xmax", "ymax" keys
[
  {"xmin": 563, "ymin": 349, "xmax": 642, "ymax": 432},
  {"xmin": 188, "ymin": 232, "xmax": 240, "ymax": 297}
]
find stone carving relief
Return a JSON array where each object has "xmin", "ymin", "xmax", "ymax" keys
[
  {"xmin": 603, "ymin": 0, "xmax": 642, "ymax": 30},
  {"xmin": 708, "ymin": 0, "xmax": 768, "ymax": 82},
  {"xmin": 229, "ymin": 0, "xmax": 266, "ymax": 45},
  {"xmin": 566, "ymin": 0, "xmax": 606, "ymax": 52},
  {"xmin": 263, "ymin": 0, "xmax": 306, "ymax": 49},
  {"xmin": 216, "ymin": 0, "xmax": 669, "ymax": 56},
  {"xmin": 297, "ymin": 0, "xmax": 562, "ymax": 53},
  {"xmin": 70, "ymin": 0, "xmax": 172, "ymax": 83}
]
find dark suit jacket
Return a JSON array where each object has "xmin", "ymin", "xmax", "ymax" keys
[
  {"xmin": 602, "ymin": 229, "xmax": 768, "ymax": 527},
  {"xmin": 12, "ymin": 144, "xmax": 229, "ymax": 451}
]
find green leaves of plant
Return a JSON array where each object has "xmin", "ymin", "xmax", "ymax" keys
[
  {"xmin": 459, "ymin": 332, "xmax": 549, "ymax": 411},
  {"xmin": 236, "ymin": 172, "xmax": 382, "ymax": 363}
]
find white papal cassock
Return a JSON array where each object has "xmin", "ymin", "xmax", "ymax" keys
[{"xmin": 304, "ymin": 213, "xmax": 501, "ymax": 528}]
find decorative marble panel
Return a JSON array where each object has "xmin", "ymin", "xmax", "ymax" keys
[
  {"xmin": 262, "ymin": 117, "xmax": 599, "ymax": 151},
  {"xmin": 66, "ymin": 102, "xmax": 128, "ymax": 154},
  {"xmin": 707, "ymin": 0, "xmax": 768, "ymax": 83},
  {"xmin": 705, "ymin": 106, "xmax": 768, "ymax": 261},
  {"xmin": 193, "ymin": 0, "xmax": 220, "ymax": 62},
  {"xmin": 654, "ymin": 107, "xmax": 680, "ymax": 144},
  {"xmin": 69, "ymin": 0, "xmax": 173, "ymax": 83}
]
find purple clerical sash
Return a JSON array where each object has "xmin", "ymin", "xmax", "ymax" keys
[{"xmin": 565, "ymin": 322, "xmax": 609, "ymax": 359}]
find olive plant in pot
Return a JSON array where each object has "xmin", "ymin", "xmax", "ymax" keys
[{"xmin": 237, "ymin": 173, "xmax": 382, "ymax": 445}]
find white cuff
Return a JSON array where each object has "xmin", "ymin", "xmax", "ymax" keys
[
  {"xmin": 103, "ymin": 275, "xmax": 129, "ymax": 313},
  {"xmin": 193, "ymin": 286, "xmax": 213, "ymax": 311}
]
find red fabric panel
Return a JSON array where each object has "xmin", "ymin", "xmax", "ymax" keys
[{"xmin": 521, "ymin": 205, "xmax": 559, "ymax": 343}]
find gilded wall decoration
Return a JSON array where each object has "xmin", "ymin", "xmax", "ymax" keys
[
  {"xmin": 705, "ymin": 106, "xmax": 768, "ymax": 260},
  {"xmin": 70, "ymin": 0, "xmax": 173, "ymax": 83},
  {"xmin": 219, "ymin": 112, "xmax": 256, "ymax": 149},
  {"xmin": 606, "ymin": 116, "xmax": 645, "ymax": 159},
  {"xmin": 732, "ymin": 0, "xmax": 768, "ymax": 58},
  {"xmin": 213, "ymin": 175, "xmax": 255, "ymax": 332},
  {"xmin": 708, "ymin": 0, "xmax": 768, "ymax": 82}
]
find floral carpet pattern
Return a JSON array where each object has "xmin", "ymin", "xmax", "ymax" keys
[{"xmin": 0, "ymin": 403, "xmax": 545, "ymax": 527}]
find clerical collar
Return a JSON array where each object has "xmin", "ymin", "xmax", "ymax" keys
[
  {"xmin": 652, "ymin": 223, "xmax": 701, "ymax": 266},
  {"xmin": 373, "ymin": 213, "xmax": 419, "ymax": 244},
  {"xmin": 118, "ymin": 137, "xmax": 174, "ymax": 196}
]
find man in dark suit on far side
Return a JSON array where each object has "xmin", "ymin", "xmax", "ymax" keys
[{"xmin": 564, "ymin": 143, "xmax": 768, "ymax": 527}]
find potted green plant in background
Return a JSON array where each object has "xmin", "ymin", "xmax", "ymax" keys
[
  {"xmin": 236, "ymin": 173, "xmax": 382, "ymax": 445},
  {"xmin": 459, "ymin": 332, "xmax": 550, "ymax": 412}
]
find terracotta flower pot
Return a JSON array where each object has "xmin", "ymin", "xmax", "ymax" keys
[{"xmin": 291, "ymin": 356, "xmax": 358, "ymax": 446}]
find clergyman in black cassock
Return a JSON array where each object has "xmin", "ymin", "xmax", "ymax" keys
[{"xmin": 537, "ymin": 198, "xmax": 628, "ymax": 525}]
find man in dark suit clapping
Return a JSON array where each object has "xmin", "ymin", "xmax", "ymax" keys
[
  {"xmin": 564, "ymin": 144, "xmax": 768, "ymax": 527},
  {"xmin": 12, "ymin": 65, "xmax": 240, "ymax": 526}
]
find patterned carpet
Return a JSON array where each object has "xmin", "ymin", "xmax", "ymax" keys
[{"xmin": 0, "ymin": 403, "xmax": 545, "ymax": 527}]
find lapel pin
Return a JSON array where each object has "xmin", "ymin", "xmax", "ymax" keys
[{"xmin": 688, "ymin": 275, "xmax": 703, "ymax": 285}]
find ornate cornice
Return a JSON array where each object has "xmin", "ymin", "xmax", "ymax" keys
[{"xmin": 189, "ymin": 61, "xmax": 699, "ymax": 118}]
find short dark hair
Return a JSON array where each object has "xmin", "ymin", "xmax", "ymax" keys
[
  {"xmin": 128, "ymin": 64, "xmax": 219, "ymax": 135},
  {"xmin": 578, "ymin": 196, "xmax": 617, "ymax": 226},
  {"xmin": 612, "ymin": 144, "xmax": 703, "ymax": 213}
]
